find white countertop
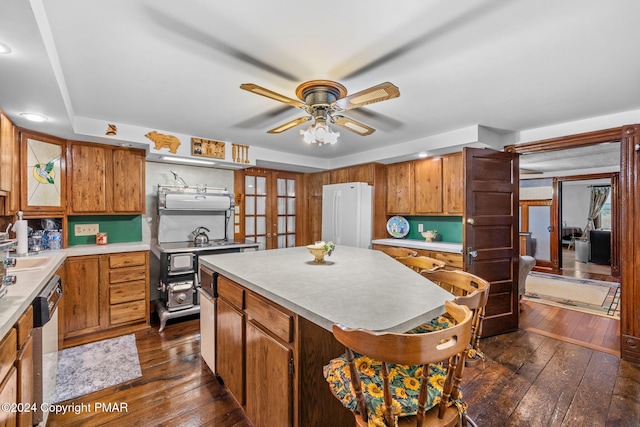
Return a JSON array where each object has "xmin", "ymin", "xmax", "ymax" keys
[
  {"xmin": 200, "ymin": 246, "xmax": 454, "ymax": 333},
  {"xmin": 0, "ymin": 241, "xmax": 150, "ymax": 339},
  {"xmin": 372, "ymin": 238, "xmax": 463, "ymax": 254}
]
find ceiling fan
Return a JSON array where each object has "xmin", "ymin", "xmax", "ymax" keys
[{"xmin": 240, "ymin": 80, "xmax": 400, "ymax": 145}]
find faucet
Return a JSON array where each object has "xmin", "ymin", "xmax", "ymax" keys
[{"xmin": 170, "ymin": 170, "xmax": 188, "ymax": 188}]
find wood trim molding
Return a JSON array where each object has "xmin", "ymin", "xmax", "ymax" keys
[
  {"xmin": 620, "ymin": 124, "xmax": 640, "ymax": 362},
  {"xmin": 505, "ymin": 127, "xmax": 623, "ymax": 153}
]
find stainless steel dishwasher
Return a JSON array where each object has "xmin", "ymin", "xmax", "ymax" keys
[{"xmin": 32, "ymin": 274, "xmax": 62, "ymax": 426}]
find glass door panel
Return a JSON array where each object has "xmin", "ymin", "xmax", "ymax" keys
[{"xmin": 529, "ymin": 205, "xmax": 551, "ymax": 262}]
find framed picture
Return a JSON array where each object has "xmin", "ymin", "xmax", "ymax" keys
[
  {"xmin": 192, "ymin": 137, "xmax": 225, "ymax": 159},
  {"xmin": 20, "ymin": 132, "xmax": 66, "ymax": 213}
]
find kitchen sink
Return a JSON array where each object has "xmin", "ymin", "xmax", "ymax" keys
[{"xmin": 7, "ymin": 256, "xmax": 55, "ymax": 272}]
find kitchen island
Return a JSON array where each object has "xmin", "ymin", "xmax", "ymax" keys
[{"xmin": 199, "ymin": 245, "xmax": 454, "ymax": 427}]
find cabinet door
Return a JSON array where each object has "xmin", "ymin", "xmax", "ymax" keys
[
  {"xmin": 443, "ymin": 153, "xmax": 464, "ymax": 214},
  {"xmin": 0, "ymin": 112, "xmax": 15, "ymax": 194},
  {"xmin": 16, "ymin": 335, "xmax": 33, "ymax": 427},
  {"xmin": 67, "ymin": 143, "xmax": 108, "ymax": 213},
  {"xmin": 245, "ymin": 321, "xmax": 293, "ymax": 427},
  {"xmin": 307, "ymin": 171, "xmax": 330, "ymax": 244},
  {"xmin": 386, "ymin": 162, "xmax": 413, "ymax": 214},
  {"xmin": 0, "ymin": 367, "xmax": 17, "ymax": 427},
  {"xmin": 20, "ymin": 132, "xmax": 66, "ymax": 214},
  {"xmin": 414, "ymin": 157, "xmax": 443, "ymax": 214},
  {"xmin": 112, "ymin": 148, "xmax": 145, "ymax": 213},
  {"xmin": 216, "ymin": 298, "xmax": 245, "ymax": 405},
  {"xmin": 64, "ymin": 256, "xmax": 101, "ymax": 334}
]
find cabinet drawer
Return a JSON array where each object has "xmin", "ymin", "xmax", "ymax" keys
[
  {"xmin": 245, "ymin": 293, "xmax": 293, "ymax": 343},
  {"xmin": 109, "ymin": 266, "xmax": 146, "ymax": 284},
  {"xmin": 0, "ymin": 328, "xmax": 16, "ymax": 382},
  {"xmin": 109, "ymin": 252, "xmax": 146, "ymax": 269},
  {"xmin": 110, "ymin": 300, "xmax": 146, "ymax": 325},
  {"xmin": 15, "ymin": 305, "xmax": 33, "ymax": 348},
  {"xmin": 218, "ymin": 276, "xmax": 244, "ymax": 310},
  {"xmin": 110, "ymin": 280, "xmax": 146, "ymax": 304}
]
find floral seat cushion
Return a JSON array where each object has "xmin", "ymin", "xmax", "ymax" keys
[{"xmin": 323, "ymin": 316, "xmax": 463, "ymax": 427}]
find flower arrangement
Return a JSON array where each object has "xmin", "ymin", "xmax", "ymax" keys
[{"xmin": 323, "ymin": 241, "xmax": 335, "ymax": 256}]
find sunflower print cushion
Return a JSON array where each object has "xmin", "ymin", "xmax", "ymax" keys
[{"xmin": 323, "ymin": 317, "xmax": 461, "ymax": 427}]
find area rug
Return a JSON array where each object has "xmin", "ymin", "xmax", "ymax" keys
[
  {"xmin": 523, "ymin": 272, "xmax": 620, "ymax": 318},
  {"xmin": 52, "ymin": 334, "xmax": 142, "ymax": 403}
]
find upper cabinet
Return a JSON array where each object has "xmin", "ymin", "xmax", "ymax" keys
[
  {"xmin": 67, "ymin": 141, "xmax": 145, "ymax": 215},
  {"xmin": 19, "ymin": 131, "xmax": 67, "ymax": 215},
  {"xmin": 386, "ymin": 152, "xmax": 463, "ymax": 216},
  {"xmin": 0, "ymin": 111, "xmax": 15, "ymax": 195}
]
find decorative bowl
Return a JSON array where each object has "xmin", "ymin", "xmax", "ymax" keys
[
  {"xmin": 307, "ymin": 246, "xmax": 329, "ymax": 263},
  {"xmin": 421, "ymin": 230, "xmax": 438, "ymax": 242}
]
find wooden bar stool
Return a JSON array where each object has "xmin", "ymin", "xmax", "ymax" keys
[
  {"xmin": 377, "ymin": 246, "xmax": 418, "ymax": 258},
  {"xmin": 396, "ymin": 255, "xmax": 446, "ymax": 272}
]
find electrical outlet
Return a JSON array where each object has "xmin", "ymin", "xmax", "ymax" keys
[
  {"xmin": 418, "ymin": 224, "xmax": 424, "ymax": 232},
  {"xmin": 74, "ymin": 224, "xmax": 99, "ymax": 236}
]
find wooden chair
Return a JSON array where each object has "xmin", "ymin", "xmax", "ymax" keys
[
  {"xmin": 378, "ymin": 246, "xmax": 418, "ymax": 258},
  {"xmin": 328, "ymin": 301, "xmax": 473, "ymax": 427},
  {"xmin": 420, "ymin": 269, "xmax": 490, "ymax": 361},
  {"xmin": 396, "ymin": 255, "xmax": 446, "ymax": 272}
]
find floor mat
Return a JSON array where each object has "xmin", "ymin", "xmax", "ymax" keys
[
  {"xmin": 523, "ymin": 272, "xmax": 620, "ymax": 318},
  {"xmin": 52, "ymin": 334, "xmax": 142, "ymax": 403}
]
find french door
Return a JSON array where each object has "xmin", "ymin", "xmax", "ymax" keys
[{"xmin": 239, "ymin": 169, "xmax": 300, "ymax": 250}]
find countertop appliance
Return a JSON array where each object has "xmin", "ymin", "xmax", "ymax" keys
[
  {"xmin": 154, "ymin": 185, "xmax": 260, "ymax": 332},
  {"xmin": 32, "ymin": 275, "xmax": 62, "ymax": 426},
  {"xmin": 322, "ymin": 182, "xmax": 373, "ymax": 249}
]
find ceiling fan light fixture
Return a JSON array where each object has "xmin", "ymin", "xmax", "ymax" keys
[{"xmin": 301, "ymin": 121, "xmax": 339, "ymax": 145}]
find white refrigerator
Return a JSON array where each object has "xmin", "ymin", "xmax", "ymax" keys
[{"xmin": 322, "ymin": 182, "xmax": 373, "ymax": 248}]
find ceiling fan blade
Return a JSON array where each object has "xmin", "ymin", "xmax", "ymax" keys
[
  {"xmin": 332, "ymin": 82, "xmax": 400, "ymax": 112},
  {"xmin": 331, "ymin": 115, "xmax": 376, "ymax": 136},
  {"xmin": 240, "ymin": 84, "xmax": 307, "ymax": 109},
  {"xmin": 267, "ymin": 116, "xmax": 312, "ymax": 134}
]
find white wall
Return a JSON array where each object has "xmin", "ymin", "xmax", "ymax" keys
[
  {"xmin": 145, "ymin": 161, "xmax": 234, "ymax": 300},
  {"xmin": 562, "ymin": 184, "xmax": 590, "ymax": 229}
]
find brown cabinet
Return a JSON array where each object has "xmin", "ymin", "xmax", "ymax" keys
[
  {"xmin": 63, "ymin": 251, "xmax": 149, "ymax": 347},
  {"xmin": 67, "ymin": 141, "xmax": 145, "ymax": 215},
  {"xmin": 414, "ymin": 157, "xmax": 443, "ymax": 214},
  {"xmin": 0, "ymin": 328, "xmax": 17, "ymax": 427},
  {"xmin": 107, "ymin": 252, "xmax": 148, "ymax": 326},
  {"xmin": 386, "ymin": 153, "xmax": 464, "ymax": 216},
  {"xmin": 0, "ymin": 111, "xmax": 15, "ymax": 195},
  {"xmin": 19, "ymin": 131, "xmax": 67, "ymax": 215},
  {"xmin": 386, "ymin": 161, "xmax": 413, "ymax": 214},
  {"xmin": 207, "ymin": 274, "xmax": 351, "ymax": 427},
  {"xmin": 14, "ymin": 306, "xmax": 33, "ymax": 427},
  {"xmin": 216, "ymin": 276, "xmax": 245, "ymax": 405},
  {"xmin": 245, "ymin": 321, "xmax": 293, "ymax": 427}
]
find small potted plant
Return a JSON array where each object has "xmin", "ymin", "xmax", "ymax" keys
[{"xmin": 421, "ymin": 230, "xmax": 439, "ymax": 242}]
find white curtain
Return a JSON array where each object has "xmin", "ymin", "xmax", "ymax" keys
[{"xmin": 580, "ymin": 186, "xmax": 610, "ymax": 240}]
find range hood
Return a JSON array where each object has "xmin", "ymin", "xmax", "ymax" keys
[{"xmin": 158, "ymin": 185, "xmax": 234, "ymax": 213}]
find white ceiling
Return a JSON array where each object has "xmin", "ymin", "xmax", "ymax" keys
[{"xmin": 1, "ymin": 0, "xmax": 639, "ymax": 171}]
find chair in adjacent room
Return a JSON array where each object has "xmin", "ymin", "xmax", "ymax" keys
[
  {"xmin": 396, "ymin": 255, "xmax": 446, "ymax": 272},
  {"xmin": 324, "ymin": 301, "xmax": 473, "ymax": 427},
  {"xmin": 420, "ymin": 269, "xmax": 490, "ymax": 363},
  {"xmin": 377, "ymin": 246, "xmax": 418, "ymax": 258},
  {"xmin": 518, "ymin": 255, "xmax": 536, "ymax": 301}
]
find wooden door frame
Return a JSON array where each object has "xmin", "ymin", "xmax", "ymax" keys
[{"xmin": 505, "ymin": 125, "xmax": 640, "ymax": 360}]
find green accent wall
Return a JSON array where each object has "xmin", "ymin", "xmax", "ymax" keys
[
  {"xmin": 402, "ymin": 216, "xmax": 463, "ymax": 243},
  {"xmin": 67, "ymin": 215, "xmax": 142, "ymax": 246}
]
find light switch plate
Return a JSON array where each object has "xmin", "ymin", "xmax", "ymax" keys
[
  {"xmin": 74, "ymin": 224, "xmax": 99, "ymax": 236},
  {"xmin": 418, "ymin": 224, "xmax": 424, "ymax": 232}
]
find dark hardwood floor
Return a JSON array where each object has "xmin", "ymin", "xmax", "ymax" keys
[{"xmin": 48, "ymin": 314, "xmax": 640, "ymax": 426}]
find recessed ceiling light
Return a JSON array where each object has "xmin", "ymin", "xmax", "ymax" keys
[
  {"xmin": 160, "ymin": 156, "xmax": 216, "ymax": 166},
  {"xmin": 20, "ymin": 113, "xmax": 48, "ymax": 122},
  {"xmin": 0, "ymin": 43, "xmax": 11, "ymax": 54},
  {"xmin": 416, "ymin": 151, "xmax": 429, "ymax": 158}
]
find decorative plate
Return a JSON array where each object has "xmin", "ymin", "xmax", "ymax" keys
[{"xmin": 386, "ymin": 216, "xmax": 410, "ymax": 238}]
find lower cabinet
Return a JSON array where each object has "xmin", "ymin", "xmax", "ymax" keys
[
  {"xmin": 199, "ymin": 290, "xmax": 216, "ymax": 373},
  {"xmin": 63, "ymin": 251, "xmax": 149, "ymax": 347},
  {"xmin": 206, "ymin": 270, "xmax": 352, "ymax": 427},
  {"xmin": 245, "ymin": 321, "xmax": 292, "ymax": 427},
  {"xmin": 0, "ymin": 329, "xmax": 17, "ymax": 427}
]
